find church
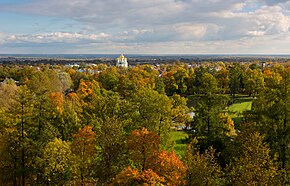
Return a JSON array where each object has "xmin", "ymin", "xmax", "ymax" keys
[{"xmin": 116, "ymin": 54, "xmax": 128, "ymax": 68}]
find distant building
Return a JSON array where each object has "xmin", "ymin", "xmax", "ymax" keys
[{"xmin": 116, "ymin": 54, "xmax": 128, "ymax": 68}]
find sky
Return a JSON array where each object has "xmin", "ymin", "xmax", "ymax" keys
[{"xmin": 0, "ymin": 0, "xmax": 289, "ymax": 54}]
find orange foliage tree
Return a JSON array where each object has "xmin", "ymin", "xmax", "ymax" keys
[
  {"xmin": 123, "ymin": 128, "xmax": 186, "ymax": 185},
  {"xmin": 128, "ymin": 127, "xmax": 160, "ymax": 171},
  {"xmin": 76, "ymin": 80, "xmax": 100, "ymax": 101},
  {"xmin": 71, "ymin": 126, "xmax": 96, "ymax": 183},
  {"xmin": 49, "ymin": 92, "xmax": 64, "ymax": 114},
  {"xmin": 153, "ymin": 150, "xmax": 187, "ymax": 186},
  {"xmin": 111, "ymin": 166, "xmax": 164, "ymax": 186}
]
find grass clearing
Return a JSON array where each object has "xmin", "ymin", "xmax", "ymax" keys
[
  {"xmin": 228, "ymin": 95, "xmax": 253, "ymax": 125},
  {"xmin": 172, "ymin": 130, "xmax": 189, "ymax": 158},
  {"xmin": 228, "ymin": 100, "xmax": 252, "ymax": 117}
]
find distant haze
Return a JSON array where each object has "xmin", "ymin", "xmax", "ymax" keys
[{"xmin": 1, "ymin": 54, "xmax": 289, "ymax": 61}]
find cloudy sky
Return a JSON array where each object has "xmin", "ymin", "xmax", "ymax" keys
[{"xmin": 0, "ymin": 0, "xmax": 289, "ymax": 54}]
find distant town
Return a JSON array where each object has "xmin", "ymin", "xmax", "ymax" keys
[{"xmin": 0, "ymin": 54, "xmax": 289, "ymax": 65}]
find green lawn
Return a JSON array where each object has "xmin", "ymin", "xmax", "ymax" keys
[
  {"xmin": 228, "ymin": 95, "xmax": 253, "ymax": 125},
  {"xmin": 228, "ymin": 100, "xmax": 252, "ymax": 117},
  {"xmin": 172, "ymin": 130, "xmax": 189, "ymax": 158}
]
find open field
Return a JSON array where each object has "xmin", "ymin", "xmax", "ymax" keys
[
  {"xmin": 228, "ymin": 95, "xmax": 253, "ymax": 125},
  {"xmin": 172, "ymin": 130, "xmax": 189, "ymax": 158}
]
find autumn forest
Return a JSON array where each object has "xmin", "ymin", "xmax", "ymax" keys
[{"xmin": 0, "ymin": 61, "xmax": 289, "ymax": 185}]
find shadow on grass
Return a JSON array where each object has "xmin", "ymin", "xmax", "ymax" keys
[
  {"xmin": 232, "ymin": 96, "xmax": 253, "ymax": 104},
  {"xmin": 232, "ymin": 117, "xmax": 243, "ymax": 127},
  {"xmin": 174, "ymin": 146, "xmax": 187, "ymax": 153},
  {"xmin": 175, "ymin": 138, "xmax": 189, "ymax": 145},
  {"xmin": 174, "ymin": 142, "xmax": 189, "ymax": 158},
  {"xmin": 187, "ymin": 94, "xmax": 254, "ymax": 108}
]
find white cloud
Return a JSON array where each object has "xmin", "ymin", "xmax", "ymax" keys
[
  {"xmin": 5, "ymin": 32, "xmax": 110, "ymax": 44},
  {"xmin": 253, "ymin": 6, "xmax": 290, "ymax": 33},
  {"xmin": 211, "ymin": 4, "xmax": 290, "ymax": 40},
  {"xmin": 174, "ymin": 24, "xmax": 208, "ymax": 38},
  {"xmin": 0, "ymin": 0, "xmax": 289, "ymax": 53},
  {"xmin": 117, "ymin": 29, "xmax": 154, "ymax": 41},
  {"xmin": 1, "ymin": 32, "xmax": 290, "ymax": 54},
  {"xmin": 247, "ymin": 30, "xmax": 266, "ymax": 36},
  {"xmin": 262, "ymin": 0, "xmax": 289, "ymax": 5},
  {"xmin": 0, "ymin": 32, "xmax": 5, "ymax": 44}
]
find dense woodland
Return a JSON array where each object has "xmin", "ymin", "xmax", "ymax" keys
[{"xmin": 0, "ymin": 61, "xmax": 289, "ymax": 185}]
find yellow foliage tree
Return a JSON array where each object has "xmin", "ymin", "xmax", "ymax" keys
[
  {"xmin": 229, "ymin": 131, "xmax": 281, "ymax": 185},
  {"xmin": 37, "ymin": 138, "xmax": 73, "ymax": 185},
  {"xmin": 185, "ymin": 140, "xmax": 224, "ymax": 186}
]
